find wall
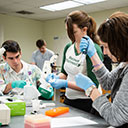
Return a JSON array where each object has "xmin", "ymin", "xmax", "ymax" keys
[
  {"xmin": 43, "ymin": 6, "xmax": 128, "ymax": 66},
  {"xmin": 43, "ymin": 18, "xmax": 70, "ymax": 65},
  {"xmin": 0, "ymin": 14, "xmax": 44, "ymax": 63},
  {"xmin": 0, "ymin": 6, "xmax": 128, "ymax": 65}
]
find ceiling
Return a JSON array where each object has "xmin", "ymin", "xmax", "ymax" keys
[{"xmin": 0, "ymin": 0, "xmax": 128, "ymax": 21}]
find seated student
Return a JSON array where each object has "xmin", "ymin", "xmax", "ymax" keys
[
  {"xmin": 75, "ymin": 11, "xmax": 128, "ymax": 127},
  {"xmin": 0, "ymin": 40, "xmax": 53, "ymax": 99},
  {"xmin": 101, "ymin": 45, "xmax": 112, "ymax": 71}
]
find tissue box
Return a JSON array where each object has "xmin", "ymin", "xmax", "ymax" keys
[
  {"xmin": 5, "ymin": 100, "xmax": 26, "ymax": 116},
  {"xmin": 24, "ymin": 114, "xmax": 51, "ymax": 128},
  {"xmin": 0, "ymin": 104, "xmax": 10, "ymax": 125}
]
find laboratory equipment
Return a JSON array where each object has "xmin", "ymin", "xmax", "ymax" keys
[
  {"xmin": 0, "ymin": 47, "xmax": 6, "ymax": 94},
  {"xmin": 0, "ymin": 104, "xmax": 10, "ymax": 125},
  {"xmin": 24, "ymin": 83, "xmax": 40, "ymax": 106},
  {"xmin": 6, "ymin": 100, "xmax": 26, "ymax": 116},
  {"xmin": 32, "ymin": 99, "xmax": 40, "ymax": 113},
  {"xmin": 38, "ymin": 78, "xmax": 54, "ymax": 99},
  {"xmin": 42, "ymin": 54, "xmax": 59, "ymax": 78},
  {"xmin": 0, "ymin": 47, "xmax": 6, "ymax": 55},
  {"xmin": 0, "ymin": 47, "xmax": 5, "ymax": 63},
  {"xmin": 45, "ymin": 107, "xmax": 69, "ymax": 117},
  {"xmin": 0, "ymin": 96, "xmax": 26, "ymax": 116},
  {"xmin": 41, "ymin": 54, "xmax": 59, "ymax": 100},
  {"xmin": 24, "ymin": 114, "xmax": 51, "ymax": 128},
  {"xmin": 40, "ymin": 102, "xmax": 55, "ymax": 109}
]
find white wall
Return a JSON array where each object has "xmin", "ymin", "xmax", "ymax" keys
[
  {"xmin": 0, "ymin": 6, "xmax": 128, "ymax": 65},
  {"xmin": 0, "ymin": 24, "xmax": 4, "ymax": 45},
  {"xmin": 43, "ymin": 6, "xmax": 128, "ymax": 66},
  {"xmin": 43, "ymin": 18, "xmax": 70, "ymax": 65},
  {"xmin": 0, "ymin": 14, "xmax": 44, "ymax": 63}
]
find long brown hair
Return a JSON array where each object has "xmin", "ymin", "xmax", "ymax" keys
[
  {"xmin": 98, "ymin": 11, "xmax": 128, "ymax": 62},
  {"xmin": 65, "ymin": 10, "xmax": 100, "ymax": 45}
]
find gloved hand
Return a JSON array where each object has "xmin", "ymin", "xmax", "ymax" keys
[
  {"xmin": 75, "ymin": 73, "xmax": 95, "ymax": 91},
  {"xmin": 11, "ymin": 80, "xmax": 26, "ymax": 88},
  {"xmin": 49, "ymin": 79, "xmax": 68, "ymax": 89},
  {"xmin": 45, "ymin": 73, "xmax": 59, "ymax": 83},
  {"xmin": 80, "ymin": 35, "xmax": 96, "ymax": 58}
]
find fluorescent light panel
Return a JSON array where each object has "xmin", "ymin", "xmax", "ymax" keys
[
  {"xmin": 40, "ymin": 1, "xmax": 83, "ymax": 11},
  {"xmin": 73, "ymin": 0, "xmax": 106, "ymax": 5}
]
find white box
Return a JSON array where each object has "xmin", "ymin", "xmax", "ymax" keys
[{"xmin": 0, "ymin": 104, "xmax": 10, "ymax": 125}]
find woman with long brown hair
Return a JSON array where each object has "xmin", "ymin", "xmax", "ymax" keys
[
  {"xmin": 46, "ymin": 10, "xmax": 103, "ymax": 113},
  {"xmin": 75, "ymin": 11, "xmax": 128, "ymax": 127}
]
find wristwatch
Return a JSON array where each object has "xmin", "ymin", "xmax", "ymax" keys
[{"xmin": 85, "ymin": 85, "xmax": 96, "ymax": 97}]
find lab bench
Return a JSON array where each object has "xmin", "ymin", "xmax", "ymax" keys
[{"xmin": 1, "ymin": 100, "xmax": 112, "ymax": 128}]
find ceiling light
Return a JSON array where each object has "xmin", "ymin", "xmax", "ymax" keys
[
  {"xmin": 73, "ymin": 0, "xmax": 106, "ymax": 5},
  {"xmin": 40, "ymin": 1, "xmax": 83, "ymax": 11}
]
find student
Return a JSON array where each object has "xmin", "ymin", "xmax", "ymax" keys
[
  {"xmin": 0, "ymin": 40, "xmax": 53, "ymax": 99},
  {"xmin": 101, "ymin": 45, "xmax": 112, "ymax": 71},
  {"xmin": 46, "ymin": 10, "xmax": 103, "ymax": 112},
  {"xmin": 75, "ymin": 11, "xmax": 128, "ymax": 127},
  {"xmin": 31, "ymin": 39, "xmax": 54, "ymax": 70}
]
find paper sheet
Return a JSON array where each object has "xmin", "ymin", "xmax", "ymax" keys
[{"xmin": 51, "ymin": 116, "xmax": 98, "ymax": 127}]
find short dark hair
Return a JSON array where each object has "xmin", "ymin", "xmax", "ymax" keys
[
  {"xmin": 2, "ymin": 40, "xmax": 21, "ymax": 57},
  {"xmin": 36, "ymin": 39, "xmax": 46, "ymax": 48},
  {"xmin": 97, "ymin": 11, "xmax": 128, "ymax": 62}
]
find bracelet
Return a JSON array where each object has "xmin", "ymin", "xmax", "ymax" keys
[
  {"xmin": 85, "ymin": 85, "xmax": 96, "ymax": 97},
  {"xmin": 93, "ymin": 62, "xmax": 102, "ymax": 67}
]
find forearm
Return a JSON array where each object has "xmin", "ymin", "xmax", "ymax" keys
[
  {"xmin": 68, "ymin": 81, "xmax": 84, "ymax": 91},
  {"xmin": 90, "ymin": 88, "xmax": 101, "ymax": 101},
  {"xmin": 91, "ymin": 53, "xmax": 104, "ymax": 71},
  {"xmin": 58, "ymin": 73, "xmax": 67, "ymax": 79},
  {"xmin": 3, "ymin": 83, "xmax": 12, "ymax": 94}
]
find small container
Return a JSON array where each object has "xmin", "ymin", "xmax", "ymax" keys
[
  {"xmin": 24, "ymin": 114, "xmax": 51, "ymax": 128},
  {"xmin": 31, "ymin": 99, "xmax": 40, "ymax": 112}
]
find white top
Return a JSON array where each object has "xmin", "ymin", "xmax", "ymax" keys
[
  {"xmin": 0, "ymin": 60, "xmax": 44, "ymax": 95},
  {"xmin": 64, "ymin": 43, "xmax": 90, "ymax": 99}
]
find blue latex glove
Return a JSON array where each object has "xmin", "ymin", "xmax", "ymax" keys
[
  {"xmin": 80, "ymin": 35, "xmax": 96, "ymax": 58},
  {"xmin": 11, "ymin": 80, "xmax": 26, "ymax": 88},
  {"xmin": 75, "ymin": 73, "xmax": 95, "ymax": 91},
  {"xmin": 49, "ymin": 79, "xmax": 68, "ymax": 89},
  {"xmin": 45, "ymin": 73, "xmax": 59, "ymax": 83}
]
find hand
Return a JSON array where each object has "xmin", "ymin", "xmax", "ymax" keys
[
  {"xmin": 80, "ymin": 35, "xmax": 96, "ymax": 58},
  {"xmin": 75, "ymin": 73, "xmax": 95, "ymax": 91},
  {"xmin": 45, "ymin": 73, "xmax": 59, "ymax": 83},
  {"xmin": 11, "ymin": 80, "xmax": 26, "ymax": 88},
  {"xmin": 49, "ymin": 79, "xmax": 68, "ymax": 89}
]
